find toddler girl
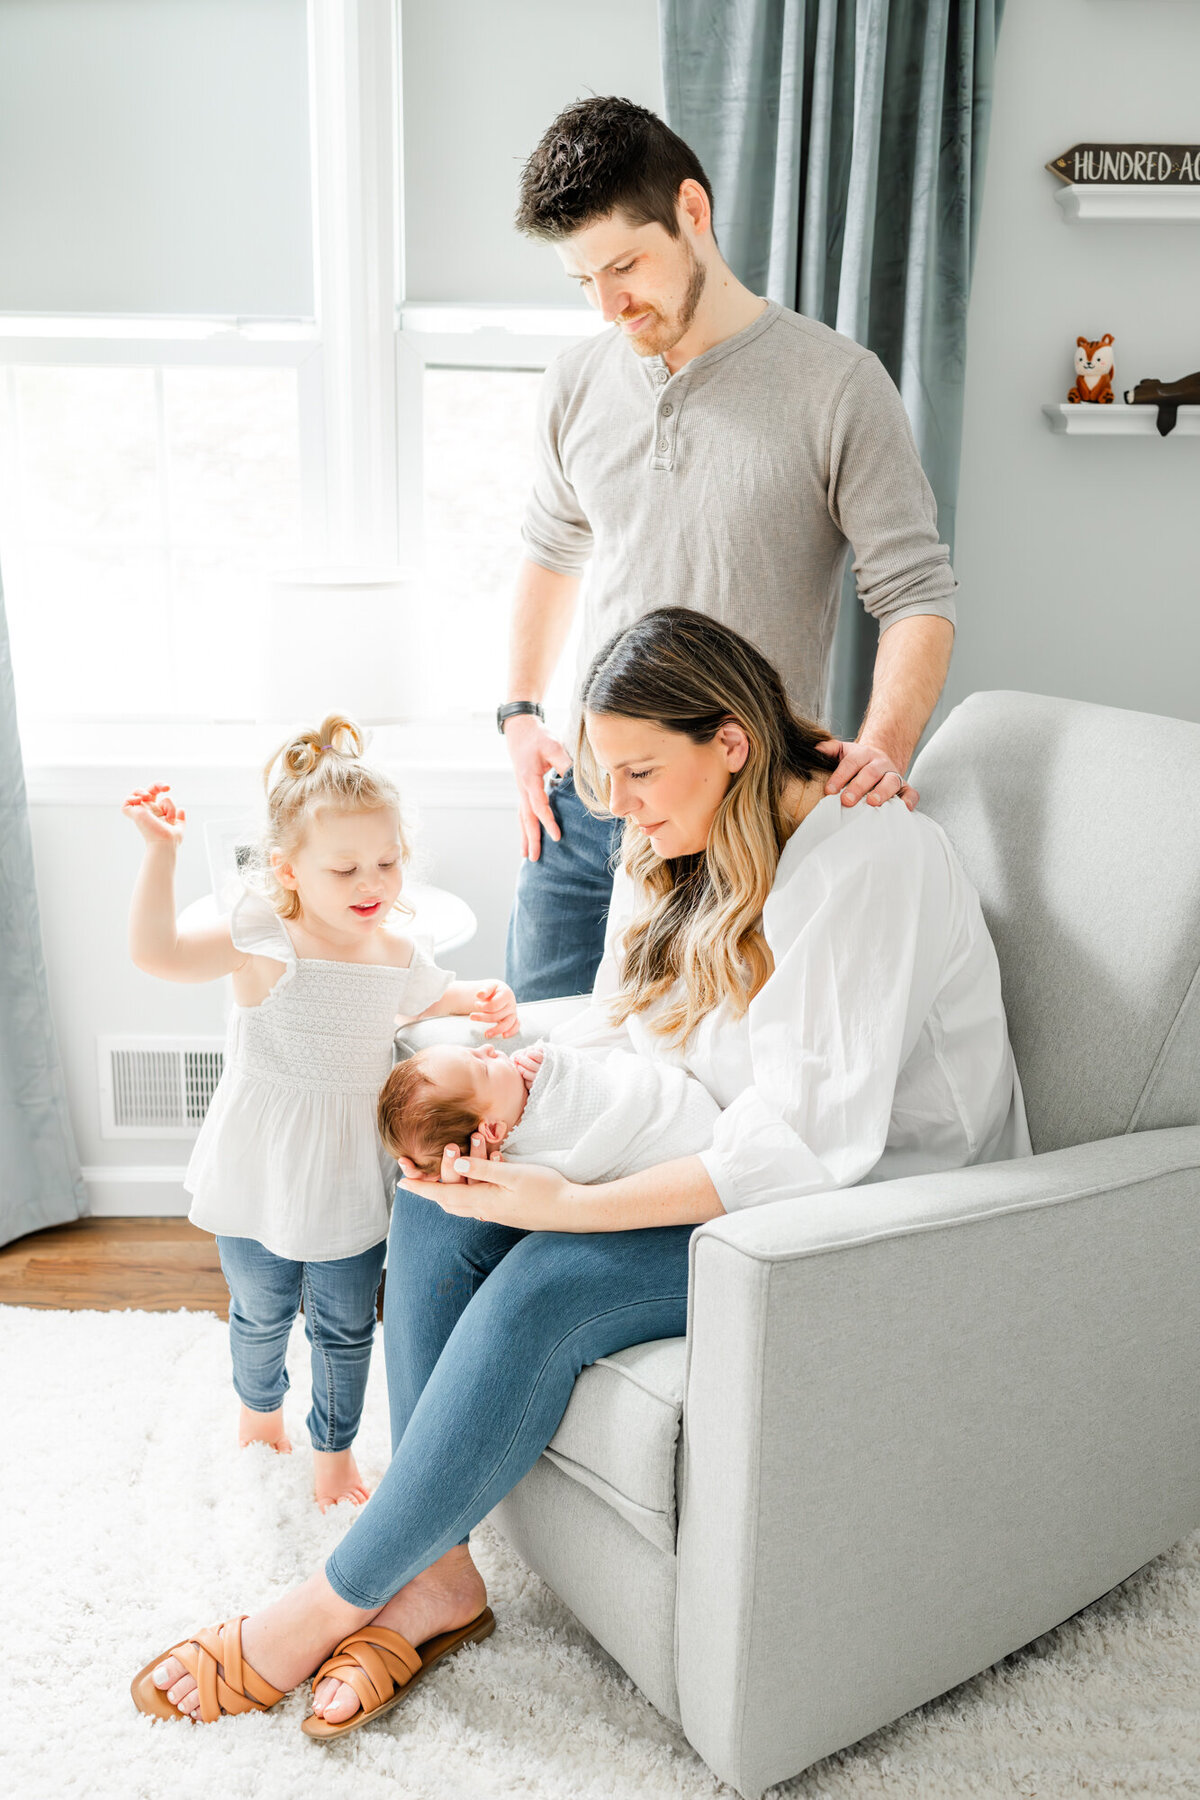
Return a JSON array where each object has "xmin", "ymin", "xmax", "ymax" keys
[{"xmin": 123, "ymin": 714, "xmax": 517, "ymax": 1510}]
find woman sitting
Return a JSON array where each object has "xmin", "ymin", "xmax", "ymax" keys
[{"xmin": 133, "ymin": 608, "xmax": 1028, "ymax": 1734}]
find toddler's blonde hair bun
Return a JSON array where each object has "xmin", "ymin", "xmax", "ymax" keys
[{"xmin": 268, "ymin": 712, "xmax": 366, "ymax": 785}]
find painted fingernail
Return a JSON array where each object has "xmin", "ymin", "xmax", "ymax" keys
[{"xmin": 454, "ymin": 1158, "xmax": 470, "ymax": 1172}]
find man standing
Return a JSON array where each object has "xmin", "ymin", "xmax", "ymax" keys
[{"xmin": 501, "ymin": 97, "xmax": 957, "ymax": 1001}]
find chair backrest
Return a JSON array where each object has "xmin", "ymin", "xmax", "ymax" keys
[{"xmin": 912, "ymin": 690, "xmax": 1200, "ymax": 1155}]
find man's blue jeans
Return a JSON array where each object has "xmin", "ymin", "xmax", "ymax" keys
[
  {"xmin": 216, "ymin": 1234, "xmax": 386, "ymax": 1453},
  {"xmin": 323, "ymin": 1185, "xmax": 692, "ymax": 1608},
  {"xmin": 505, "ymin": 768, "xmax": 622, "ymax": 1001}
]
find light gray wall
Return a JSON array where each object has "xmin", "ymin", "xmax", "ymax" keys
[
  {"xmin": 948, "ymin": 0, "xmax": 1200, "ymax": 726},
  {"xmin": 0, "ymin": 0, "xmax": 313, "ymax": 316},
  {"xmin": 401, "ymin": 0, "xmax": 663, "ymax": 304}
]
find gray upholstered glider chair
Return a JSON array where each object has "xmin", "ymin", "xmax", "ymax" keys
[{"xmin": 395, "ymin": 691, "xmax": 1200, "ymax": 1798}]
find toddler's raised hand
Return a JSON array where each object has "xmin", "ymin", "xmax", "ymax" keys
[
  {"xmin": 470, "ymin": 980, "xmax": 519, "ymax": 1040},
  {"xmin": 513, "ymin": 1044, "xmax": 545, "ymax": 1091},
  {"xmin": 122, "ymin": 783, "xmax": 187, "ymax": 848}
]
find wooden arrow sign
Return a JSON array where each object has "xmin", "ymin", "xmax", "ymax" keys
[{"xmin": 1047, "ymin": 144, "xmax": 1200, "ymax": 185}]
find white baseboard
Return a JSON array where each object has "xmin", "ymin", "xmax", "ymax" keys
[{"xmin": 82, "ymin": 1165, "xmax": 190, "ymax": 1216}]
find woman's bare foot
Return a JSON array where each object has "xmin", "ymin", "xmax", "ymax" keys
[
  {"xmin": 313, "ymin": 1447, "xmax": 370, "ymax": 1512},
  {"xmin": 309, "ymin": 1544, "xmax": 488, "ymax": 1726},
  {"xmin": 238, "ymin": 1404, "xmax": 292, "ymax": 1453},
  {"xmin": 150, "ymin": 1570, "xmax": 375, "ymax": 1720}
]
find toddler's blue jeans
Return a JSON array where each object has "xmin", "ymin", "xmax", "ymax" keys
[
  {"xmin": 216, "ymin": 1234, "xmax": 387, "ymax": 1452},
  {"xmin": 323, "ymin": 1184, "xmax": 692, "ymax": 1609}
]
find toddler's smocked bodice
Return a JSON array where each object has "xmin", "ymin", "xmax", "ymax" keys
[{"xmin": 185, "ymin": 888, "xmax": 452, "ymax": 1260}]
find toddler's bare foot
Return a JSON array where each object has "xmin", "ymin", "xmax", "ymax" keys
[
  {"xmin": 310, "ymin": 1544, "xmax": 488, "ymax": 1725},
  {"xmin": 313, "ymin": 1447, "xmax": 369, "ymax": 1512},
  {"xmin": 238, "ymin": 1404, "xmax": 292, "ymax": 1453}
]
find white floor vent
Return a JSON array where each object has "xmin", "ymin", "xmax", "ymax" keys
[{"xmin": 98, "ymin": 1037, "xmax": 225, "ymax": 1139}]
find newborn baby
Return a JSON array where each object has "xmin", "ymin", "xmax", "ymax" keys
[{"xmin": 378, "ymin": 1040, "xmax": 719, "ymax": 1182}]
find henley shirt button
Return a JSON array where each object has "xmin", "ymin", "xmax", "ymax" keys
[
  {"xmin": 661, "ymin": 404, "xmax": 674, "ymax": 416},
  {"xmin": 657, "ymin": 439, "xmax": 669, "ymax": 453}
]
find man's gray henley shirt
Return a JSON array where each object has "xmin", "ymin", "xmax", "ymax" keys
[{"xmin": 521, "ymin": 299, "xmax": 957, "ymax": 729}]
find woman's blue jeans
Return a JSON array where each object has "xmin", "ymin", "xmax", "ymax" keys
[
  {"xmin": 216, "ymin": 1234, "xmax": 386, "ymax": 1453},
  {"xmin": 324, "ymin": 1186, "xmax": 692, "ymax": 1609}
]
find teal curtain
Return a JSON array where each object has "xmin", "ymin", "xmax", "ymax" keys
[
  {"xmin": 0, "ymin": 564, "xmax": 86, "ymax": 1247},
  {"xmin": 660, "ymin": 0, "xmax": 1004, "ymax": 734}
]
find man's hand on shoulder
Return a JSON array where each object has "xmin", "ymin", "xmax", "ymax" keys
[
  {"xmin": 817, "ymin": 738, "xmax": 919, "ymax": 811},
  {"xmin": 503, "ymin": 712, "xmax": 572, "ymax": 859}
]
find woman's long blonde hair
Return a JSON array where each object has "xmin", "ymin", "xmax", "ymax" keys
[
  {"xmin": 261, "ymin": 713, "xmax": 410, "ymax": 921},
  {"xmin": 574, "ymin": 610, "xmax": 838, "ymax": 1046}
]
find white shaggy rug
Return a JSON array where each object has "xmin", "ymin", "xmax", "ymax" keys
[{"xmin": 6, "ymin": 1304, "xmax": 1200, "ymax": 1800}]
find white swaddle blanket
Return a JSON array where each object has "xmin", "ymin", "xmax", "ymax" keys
[{"xmin": 502, "ymin": 1042, "xmax": 719, "ymax": 1182}]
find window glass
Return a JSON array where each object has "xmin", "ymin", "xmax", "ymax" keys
[
  {"xmin": 16, "ymin": 367, "xmax": 159, "ymax": 543},
  {"xmin": 422, "ymin": 367, "xmax": 579, "ymax": 717},
  {"xmin": 0, "ymin": 364, "xmax": 303, "ymax": 723},
  {"xmin": 163, "ymin": 368, "xmax": 302, "ymax": 547}
]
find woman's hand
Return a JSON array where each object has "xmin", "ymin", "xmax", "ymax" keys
[
  {"xmin": 397, "ymin": 1135, "xmax": 584, "ymax": 1232},
  {"xmin": 470, "ymin": 980, "xmax": 520, "ymax": 1039},
  {"xmin": 122, "ymin": 783, "xmax": 187, "ymax": 848}
]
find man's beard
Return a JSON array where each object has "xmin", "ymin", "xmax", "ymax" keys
[{"xmin": 623, "ymin": 248, "xmax": 707, "ymax": 358}]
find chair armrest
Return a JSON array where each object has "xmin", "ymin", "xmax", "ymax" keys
[
  {"xmin": 674, "ymin": 1127, "xmax": 1200, "ymax": 1798},
  {"xmin": 394, "ymin": 994, "xmax": 589, "ymax": 1059},
  {"xmin": 696, "ymin": 1122, "xmax": 1200, "ymax": 1261}
]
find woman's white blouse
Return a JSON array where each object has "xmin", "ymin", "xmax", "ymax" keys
[
  {"xmin": 554, "ymin": 794, "xmax": 1030, "ymax": 1211},
  {"xmin": 185, "ymin": 888, "xmax": 452, "ymax": 1260}
]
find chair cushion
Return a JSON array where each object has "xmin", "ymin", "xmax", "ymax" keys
[{"xmin": 544, "ymin": 1337, "xmax": 686, "ymax": 1554}]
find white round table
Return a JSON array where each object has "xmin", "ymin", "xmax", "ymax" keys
[{"xmin": 403, "ymin": 882, "xmax": 477, "ymax": 955}]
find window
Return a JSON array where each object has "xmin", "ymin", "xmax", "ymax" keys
[
  {"xmin": 0, "ymin": 7, "xmax": 608, "ymax": 746},
  {"xmin": 422, "ymin": 365, "xmax": 581, "ymax": 718},
  {"xmin": 0, "ymin": 346, "xmax": 309, "ymax": 727}
]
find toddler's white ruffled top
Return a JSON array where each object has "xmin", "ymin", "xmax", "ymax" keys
[{"xmin": 185, "ymin": 887, "xmax": 452, "ymax": 1261}]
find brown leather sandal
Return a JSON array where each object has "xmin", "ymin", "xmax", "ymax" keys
[
  {"xmin": 130, "ymin": 1615, "xmax": 288, "ymax": 1723},
  {"xmin": 301, "ymin": 1607, "xmax": 496, "ymax": 1739}
]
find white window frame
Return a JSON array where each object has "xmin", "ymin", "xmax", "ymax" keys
[{"xmin": 399, "ymin": 302, "xmax": 604, "ymax": 373}]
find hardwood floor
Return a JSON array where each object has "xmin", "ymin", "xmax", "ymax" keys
[{"xmin": 0, "ymin": 1216, "xmax": 230, "ymax": 1316}]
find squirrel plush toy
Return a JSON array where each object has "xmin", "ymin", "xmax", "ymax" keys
[{"xmin": 1068, "ymin": 334, "xmax": 1115, "ymax": 404}]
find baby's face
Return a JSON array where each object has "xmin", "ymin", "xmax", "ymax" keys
[{"xmin": 419, "ymin": 1042, "xmax": 528, "ymax": 1136}]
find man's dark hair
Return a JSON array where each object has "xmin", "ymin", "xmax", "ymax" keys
[{"xmin": 515, "ymin": 96, "xmax": 713, "ymax": 241}]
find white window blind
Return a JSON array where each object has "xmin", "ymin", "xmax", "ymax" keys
[
  {"xmin": 401, "ymin": 0, "xmax": 663, "ymax": 306},
  {"xmin": 0, "ymin": 0, "xmax": 313, "ymax": 317}
]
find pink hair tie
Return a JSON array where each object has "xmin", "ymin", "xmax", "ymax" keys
[{"xmin": 320, "ymin": 743, "xmax": 334, "ymax": 750}]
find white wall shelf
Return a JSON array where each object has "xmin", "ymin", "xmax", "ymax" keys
[
  {"xmin": 1042, "ymin": 402, "xmax": 1200, "ymax": 436},
  {"xmin": 1053, "ymin": 183, "xmax": 1200, "ymax": 223}
]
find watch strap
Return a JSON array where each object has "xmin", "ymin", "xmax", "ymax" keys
[{"xmin": 497, "ymin": 701, "xmax": 545, "ymax": 736}]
